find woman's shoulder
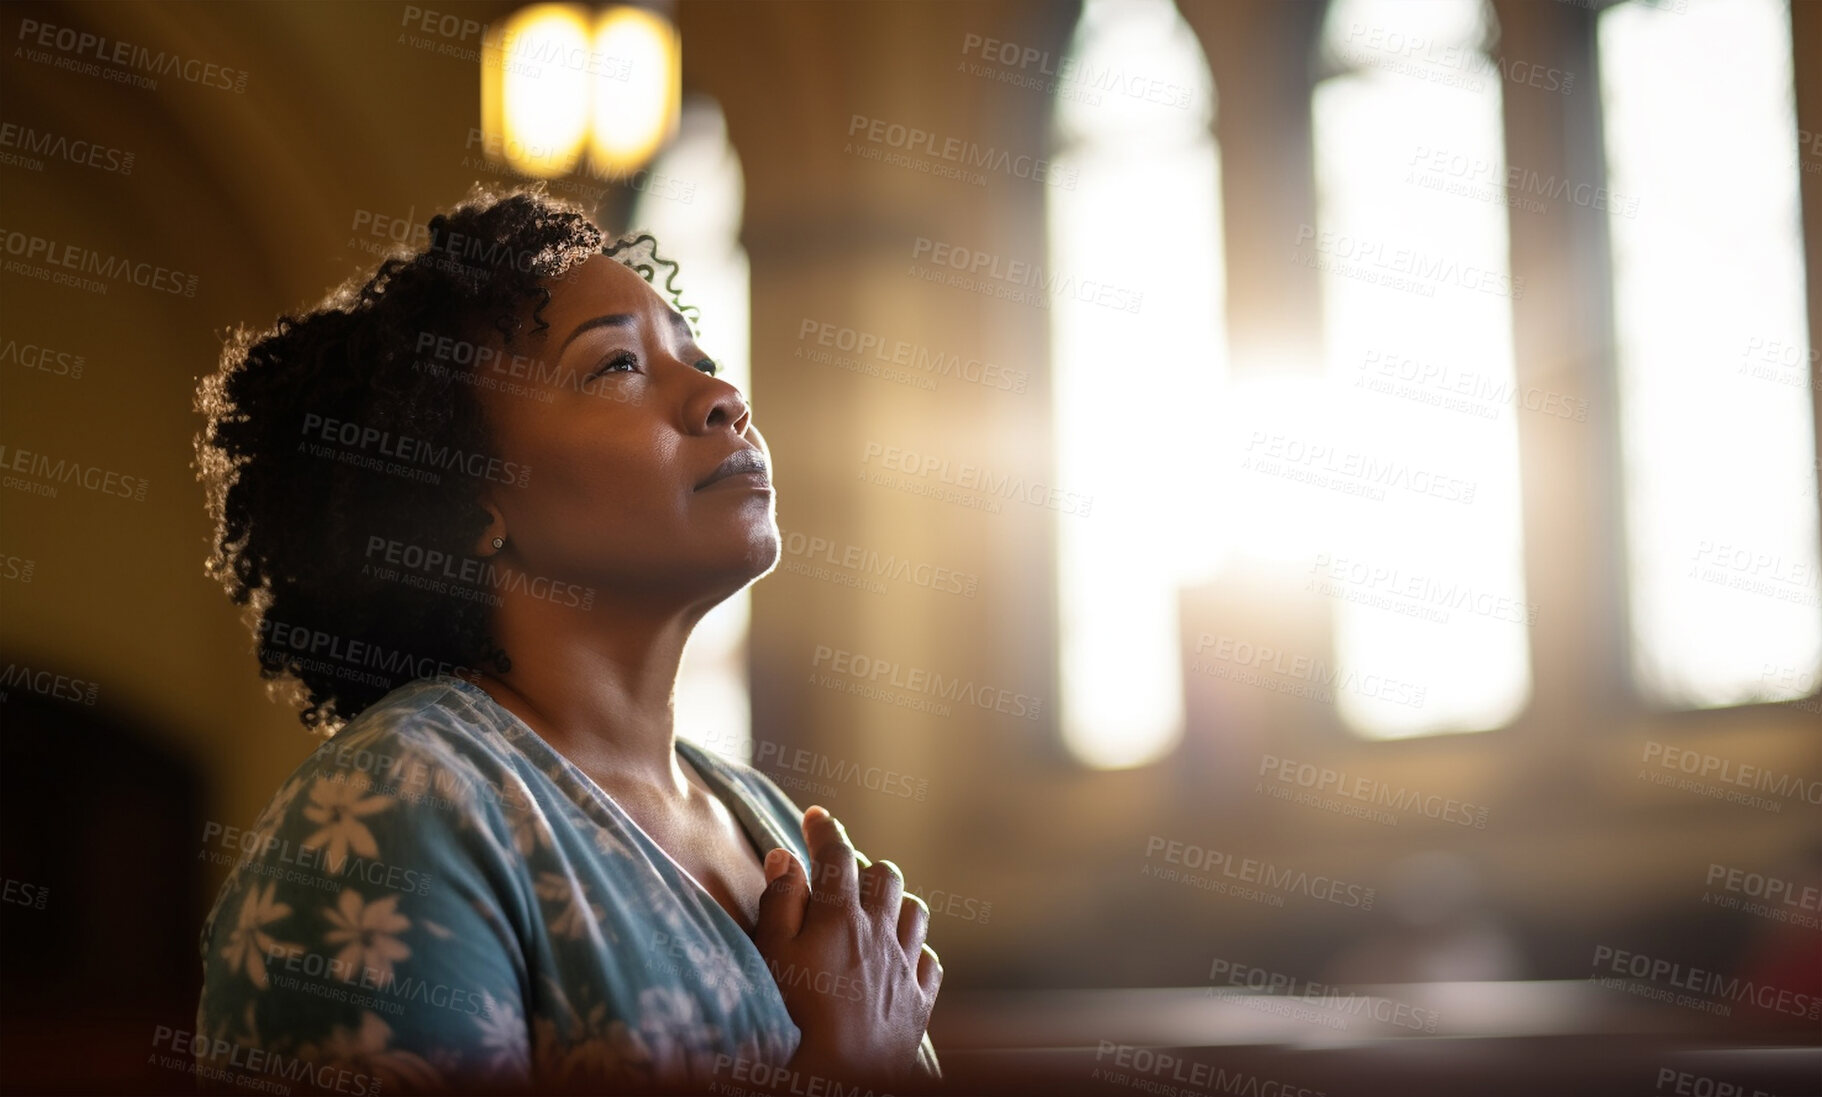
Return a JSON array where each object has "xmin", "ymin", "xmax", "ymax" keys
[
  {"xmin": 203, "ymin": 680, "xmax": 527, "ymax": 908},
  {"xmin": 270, "ymin": 674, "xmax": 544, "ymax": 858},
  {"xmin": 328, "ymin": 673, "xmax": 508, "ymax": 752},
  {"xmin": 197, "ymin": 677, "xmax": 538, "ymax": 955},
  {"xmin": 302, "ymin": 674, "xmax": 519, "ymax": 794}
]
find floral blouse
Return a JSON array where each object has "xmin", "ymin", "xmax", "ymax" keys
[{"xmin": 193, "ymin": 673, "xmax": 941, "ymax": 1093}]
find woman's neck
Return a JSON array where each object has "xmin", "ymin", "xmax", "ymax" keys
[{"xmin": 473, "ymin": 585, "xmax": 710, "ymax": 798}]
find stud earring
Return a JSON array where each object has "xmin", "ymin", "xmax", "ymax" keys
[{"xmin": 491, "ymin": 536, "xmax": 505, "ymax": 550}]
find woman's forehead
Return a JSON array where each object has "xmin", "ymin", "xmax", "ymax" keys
[{"xmin": 543, "ymin": 252, "xmax": 670, "ymax": 327}]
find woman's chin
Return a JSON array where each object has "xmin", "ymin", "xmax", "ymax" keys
[
  {"xmin": 740, "ymin": 527, "xmax": 783, "ymax": 582},
  {"xmin": 693, "ymin": 527, "xmax": 782, "ymax": 598}
]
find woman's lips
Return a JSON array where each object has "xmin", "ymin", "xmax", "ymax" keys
[
  {"xmin": 696, "ymin": 446, "xmax": 771, "ymax": 490},
  {"xmin": 701, "ymin": 469, "xmax": 772, "ymax": 491}
]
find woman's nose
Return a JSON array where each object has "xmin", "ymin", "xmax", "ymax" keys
[{"xmin": 690, "ymin": 373, "xmax": 751, "ymax": 436}]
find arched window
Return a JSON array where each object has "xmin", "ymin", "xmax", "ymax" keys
[
  {"xmin": 1049, "ymin": 0, "xmax": 1224, "ymax": 767},
  {"xmin": 1598, "ymin": 0, "xmax": 1820, "ymax": 707},
  {"xmin": 1307, "ymin": 0, "xmax": 1532, "ymax": 737},
  {"xmin": 629, "ymin": 96, "xmax": 758, "ymax": 763}
]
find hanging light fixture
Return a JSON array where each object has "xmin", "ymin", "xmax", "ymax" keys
[
  {"xmin": 481, "ymin": 3, "xmax": 680, "ymax": 179},
  {"xmin": 589, "ymin": 6, "xmax": 681, "ymax": 173}
]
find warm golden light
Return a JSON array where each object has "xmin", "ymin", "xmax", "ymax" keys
[
  {"xmin": 482, "ymin": 4, "xmax": 593, "ymax": 178},
  {"xmin": 482, "ymin": 4, "xmax": 679, "ymax": 180},
  {"xmin": 589, "ymin": 6, "xmax": 681, "ymax": 173}
]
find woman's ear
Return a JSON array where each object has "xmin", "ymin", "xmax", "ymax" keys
[{"xmin": 473, "ymin": 499, "xmax": 508, "ymax": 556}]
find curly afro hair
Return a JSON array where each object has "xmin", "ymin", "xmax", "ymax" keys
[{"xmin": 195, "ymin": 180, "xmax": 697, "ymax": 732}]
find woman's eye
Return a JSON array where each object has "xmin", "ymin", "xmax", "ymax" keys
[
  {"xmin": 590, "ymin": 351, "xmax": 638, "ymax": 379},
  {"xmin": 696, "ymin": 358, "xmax": 719, "ymax": 377}
]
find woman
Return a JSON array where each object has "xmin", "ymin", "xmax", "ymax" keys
[{"xmin": 192, "ymin": 183, "xmax": 942, "ymax": 1094}]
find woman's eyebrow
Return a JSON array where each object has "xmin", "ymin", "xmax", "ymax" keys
[
  {"xmin": 556, "ymin": 313, "xmax": 635, "ymax": 359},
  {"xmin": 555, "ymin": 310, "xmax": 695, "ymax": 359}
]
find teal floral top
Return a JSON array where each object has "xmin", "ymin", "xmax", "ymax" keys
[{"xmin": 193, "ymin": 674, "xmax": 940, "ymax": 1093}]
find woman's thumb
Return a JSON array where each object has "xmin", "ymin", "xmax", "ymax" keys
[{"xmin": 755, "ymin": 847, "xmax": 808, "ymax": 943}]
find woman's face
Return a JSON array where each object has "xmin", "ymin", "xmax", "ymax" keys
[{"xmin": 470, "ymin": 251, "xmax": 779, "ymax": 610}]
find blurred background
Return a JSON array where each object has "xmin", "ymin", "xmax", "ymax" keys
[{"xmin": 2, "ymin": 0, "xmax": 1819, "ymax": 1093}]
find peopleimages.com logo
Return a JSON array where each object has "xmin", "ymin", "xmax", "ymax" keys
[{"xmin": 300, "ymin": 413, "xmax": 529, "ymax": 487}]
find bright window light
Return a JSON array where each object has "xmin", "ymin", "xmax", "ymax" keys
[
  {"xmin": 1050, "ymin": 0, "xmax": 1222, "ymax": 768},
  {"xmin": 1599, "ymin": 0, "xmax": 1821, "ymax": 707},
  {"xmin": 630, "ymin": 100, "xmax": 756, "ymax": 765},
  {"xmin": 1311, "ymin": 0, "xmax": 1532, "ymax": 738}
]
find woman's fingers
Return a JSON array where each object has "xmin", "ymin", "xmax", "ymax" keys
[
  {"xmin": 755, "ymin": 847, "xmax": 809, "ymax": 946},
  {"xmin": 801, "ymin": 805, "xmax": 859, "ymax": 909},
  {"xmin": 917, "ymin": 942, "xmax": 943, "ymax": 995},
  {"xmin": 756, "ymin": 810, "xmax": 942, "ymax": 1074},
  {"xmin": 861, "ymin": 858, "xmax": 905, "ymax": 917},
  {"xmin": 896, "ymin": 891, "xmax": 930, "ymax": 958}
]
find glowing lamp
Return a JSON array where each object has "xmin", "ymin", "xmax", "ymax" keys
[{"xmin": 481, "ymin": 4, "xmax": 679, "ymax": 179}]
